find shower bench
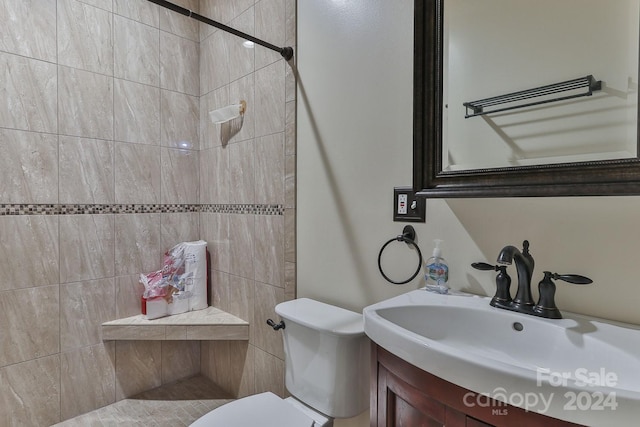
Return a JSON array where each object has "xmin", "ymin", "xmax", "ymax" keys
[{"xmin": 101, "ymin": 306, "xmax": 249, "ymax": 341}]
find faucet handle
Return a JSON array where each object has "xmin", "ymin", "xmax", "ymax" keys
[
  {"xmin": 534, "ymin": 272, "xmax": 593, "ymax": 319},
  {"xmin": 471, "ymin": 262, "xmax": 500, "ymax": 271},
  {"xmin": 472, "ymin": 263, "xmax": 513, "ymax": 307},
  {"xmin": 549, "ymin": 272, "xmax": 593, "ymax": 285}
]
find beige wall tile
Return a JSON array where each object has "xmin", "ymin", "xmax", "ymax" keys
[
  {"xmin": 201, "ymin": 341, "xmax": 254, "ymax": 398},
  {"xmin": 255, "ymin": 215, "xmax": 284, "ymax": 287},
  {"xmin": 114, "ymin": 14, "xmax": 160, "ymax": 86},
  {"xmin": 59, "ymin": 136, "xmax": 115, "ymax": 204},
  {"xmin": 254, "ymin": 346, "xmax": 285, "ymax": 397},
  {"xmin": 285, "ymin": 155, "xmax": 296, "ymax": 208},
  {"xmin": 161, "ymin": 31, "xmax": 199, "ymax": 96},
  {"xmin": 0, "ymin": 216, "xmax": 59, "ymax": 291},
  {"xmin": 115, "ymin": 142, "xmax": 162, "ymax": 204},
  {"xmin": 159, "ymin": 0, "xmax": 199, "ymax": 41},
  {"xmin": 60, "ymin": 343, "xmax": 116, "ymax": 421},
  {"xmin": 285, "ymin": 0, "xmax": 296, "ymax": 48},
  {"xmin": 212, "ymin": 271, "xmax": 254, "ymax": 322},
  {"xmin": 228, "ymin": 214, "xmax": 254, "ymax": 279},
  {"xmin": 60, "ymin": 278, "xmax": 116, "ymax": 351},
  {"xmin": 161, "ymin": 341, "xmax": 200, "ymax": 384},
  {"xmin": 284, "ymin": 262, "xmax": 296, "ymax": 300},
  {"xmin": 255, "ymin": 0, "xmax": 286, "ymax": 69},
  {"xmin": 251, "ymin": 282, "xmax": 284, "ymax": 359},
  {"xmin": 59, "ymin": 215, "xmax": 115, "ymax": 283},
  {"xmin": 115, "ymin": 341, "xmax": 162, "ymax": 400},
  {"xmin": 285, "ymin": 100, "xmax": 296, "ymax": 155},
  {"xmin": 0, "ymin": 52, "xmax": 57, "ymax": 133},
  {"xmin": 102, "ymin": 325, "xmax": 166, "ymax": 341},
  {"xmin": 231, "ymin": 0, "xmax": 256, "ymax": 22},
  {"xmin": 0, "ymin": 0, "xmax": 57, "ymax": 62},
  {"xmin": 199, "ymin": 146, "xmax": 229, "ymax": 204},
  {"xmin": 57, "ymin": 0, "xmax": 113, "ymax": 75},
  {"xmin": 114, "ymin": 0, "xmax": 160, "ymax": 27},
  {"xmin": 165, "ymin": 326, "xmax": 187, "ymax": 340},
  {"xmin": 0, "ymin": 286, "xmax": 59, "ymax": 367},
  {"xmin": 200, "ymin": 213, "xmax": 230, "ymax": 273},
  {"xmin": 0, "ymin": 355, "xmax": 60, "ymax": 427},
  {"xmin": 187, "ymin": 325, "xmax": 249, "ymax": 340},
  {"xmin": 0, "ymin": 128, "xmax": 58, "ymax": 204},
  {"xmin": 229, "ymin": 139, "xmax": 255, "ymax": 204},
  {"xmin": 285, "ymin": 58, "xmax": 296, "ymax": 102},
  {"xmin": 114, "ymin": 79, "xmax": 161, "ymax": 145},
  {"xmin": 161, "ymin": 212, "xmax": 200, "ymax": 250},
  {"xmin": 161, "ymin": 89, "xmax": 200, "ymax": 149},
  {"xmin": 76, "ymin": 0, "xmax": 112, "ymax": 12},
  {"xmin": 58, "ymin": 65, "xmax": 114, "ymax": 140},
  {"xmin": 255, "ymin": 60, "xmax": 286, "ymax": 137},
  {"xmin": 228, "ymin": 8, "xmax": 255, "ymax": 82},
  {"xmin": 255, "ymin": 133, "xmax": 285, "ymax": 204},
  {"xmin": 115, "ymin": 213, "xmax": 162, "ymax": 276},
  {"xmin": 116, "ymin": 274, "xmax": 145, "ymax": 318},
  {"xmin": 284, "ymin": 209, "xmax": 296, "ymax": 263},
  {"xmin": 161, "ymin": 148, "xmax": 200, "ymax": 204},
  {"xmin": 200, "ymin": 30, "xmax": 228, "ymax": 95}
]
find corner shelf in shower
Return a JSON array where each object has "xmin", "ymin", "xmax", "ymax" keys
[
  {"xmin": 463, "ymin": 75, "xmax": 602, "ymax": 118},
  {"xmin": 101, "ymin": 306, "xmax": 249, "ymax": 341}
]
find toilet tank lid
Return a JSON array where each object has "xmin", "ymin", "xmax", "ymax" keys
[{"xmin": 275, "ymin": 298, "xmax": 364, "ymax": 336}]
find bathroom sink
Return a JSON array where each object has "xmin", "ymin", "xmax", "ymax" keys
[{"xmin": 363, "ymin": 290, "xmax": 640, "ymax": 426}]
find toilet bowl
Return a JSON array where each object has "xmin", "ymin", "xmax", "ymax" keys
[{"xmin": 190, "ymin": 298, "xmax": 370, "ymax": 426}]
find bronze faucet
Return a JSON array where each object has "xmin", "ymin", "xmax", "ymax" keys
[{"xmin": 473, "ymin": 241, "xmax": 592, "ymax": 319}]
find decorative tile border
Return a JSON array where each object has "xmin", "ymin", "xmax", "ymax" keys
[
  {"xmin": 200, "ymin": 204, "xmax": 284, "ymax": 215},
  {"xmin": 0, "ymin": 203, "xmax": 284, "ymax": 216}
]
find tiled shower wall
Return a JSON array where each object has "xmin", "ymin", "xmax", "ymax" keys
[
  {"xmin": 0, "ymin": 0, "xmax": 295, "ymax": 425},
  {"xmin": 2, "ymin": 0, "xmax": 193, "ymax": 425},
  {"xmin": 197, "ymin": 0, "xmax": 297, "ymax": 398}
]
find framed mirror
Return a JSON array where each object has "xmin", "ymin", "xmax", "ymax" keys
[{"xmin": 413, "ymin": 0, "xmax": 640, "ymax": 197}]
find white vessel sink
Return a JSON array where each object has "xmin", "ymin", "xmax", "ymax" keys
[{"xmin": 363, "ymin": 289, "xmax": 640, "ymax": 426}]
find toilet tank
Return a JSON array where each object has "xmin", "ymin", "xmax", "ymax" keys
[{"xmin": 275, "ymin": 298, "xmax": 370, "ymax": 419}]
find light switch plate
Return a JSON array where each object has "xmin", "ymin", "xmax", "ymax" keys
[{"xmin": 393, "ymin": 187, "xmax": 426, "ymax": 222}]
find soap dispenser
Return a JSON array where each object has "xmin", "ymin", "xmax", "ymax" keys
[{"xmin": 424, "ymin": 239, "xmax": 449, "ymax": 294}]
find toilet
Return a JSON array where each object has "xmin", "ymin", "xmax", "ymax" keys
[{"xmin": 190, "ymin": 298, "xmax": 370, "ymax": 426}]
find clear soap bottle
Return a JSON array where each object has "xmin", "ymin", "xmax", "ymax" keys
[{"xmin": 424, "ymin": 239, "xmax": 449, "ymax": 294}]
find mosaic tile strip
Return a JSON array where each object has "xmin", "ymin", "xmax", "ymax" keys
[
  {"xmin": 199, "ymin": 204, "xmax": 284, "ymax": 215},
  {"xmin": 0, "ymin": 203, "xmax": 284, "ymax": 216}
]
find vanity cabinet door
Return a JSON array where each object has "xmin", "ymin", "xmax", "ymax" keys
[
  {"xmin": 377, "ymin": 363, "xmax": 446, "ymax": 426},
  {"xmin": 371, "ymin": 344, "xmax": 579, "ymax": 427},
  {"xmin": 465, "ymin": 415, "xmax": 494, "ymax": 427},
  {"xmin": 376, "ymin": 364, "xmax": 495, "ymax": 427}
]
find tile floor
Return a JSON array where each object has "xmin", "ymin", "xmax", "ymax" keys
[{"xmin": 53, "ymin": 375, "xmax": 232, "ymax": 427}]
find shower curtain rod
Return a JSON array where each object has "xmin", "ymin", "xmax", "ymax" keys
[{"xmin": 146, "ymin": 0, "xmax": 294, "ymax": 60}]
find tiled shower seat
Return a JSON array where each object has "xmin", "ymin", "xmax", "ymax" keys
[{"xmin": 102, "ymin": 307, "xmax": 249, "ymax": 341}]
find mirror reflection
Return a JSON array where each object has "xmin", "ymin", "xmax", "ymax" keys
[{"xmin": 442, "ymin": 0, "xmax": 639, "ymax": 171}]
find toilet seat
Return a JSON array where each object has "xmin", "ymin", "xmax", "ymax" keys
[{"xmin": 190, "ymin": 392, "xmax": 315, "ymax": 427}]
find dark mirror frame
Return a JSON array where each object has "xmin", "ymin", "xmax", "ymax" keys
[{"xmin": 413, "ymin": 0, "xmax": 640, "ymax": 198}]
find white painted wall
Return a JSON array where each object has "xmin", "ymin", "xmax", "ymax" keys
[{"xmin": 297, "ymin": 2, "xmax": 640, "ymax": 426}]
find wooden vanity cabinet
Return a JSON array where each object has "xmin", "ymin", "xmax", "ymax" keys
[{"xmin": 370, "ymin": 344, "xmax": 581, "ymax": 427}]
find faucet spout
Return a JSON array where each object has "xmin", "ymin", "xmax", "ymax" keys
[{"xmin": 497, "ymin": 240, "xmax": 535, "ymax": 309}]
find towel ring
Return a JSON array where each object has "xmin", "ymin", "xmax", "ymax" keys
[{"xmin": 378, "ymin": 225, "xmax": 423, "ymax": 285}]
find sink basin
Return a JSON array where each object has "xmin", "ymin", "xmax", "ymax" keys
[{"xmin": 364, "ymin": 290, "xmax": 640, "ymax": 426}]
